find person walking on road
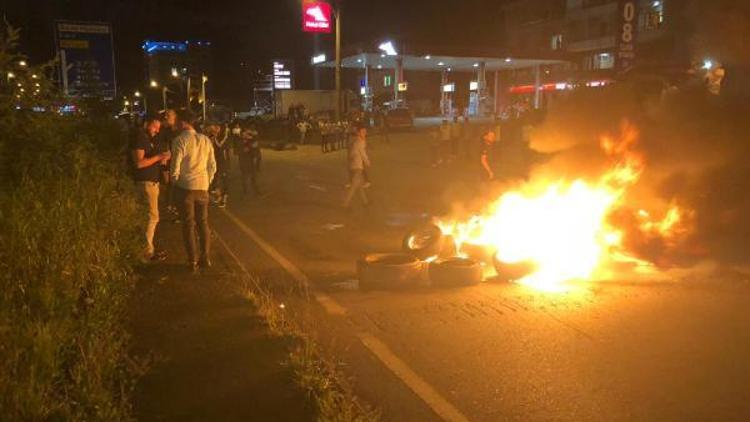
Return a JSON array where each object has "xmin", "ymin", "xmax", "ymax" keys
[
  {"xmin": 297, "ymin": 119, "xmax": 311, "ymax": 145},
  {"xmin": 343, "ymin": 123, "xmax": 371, "ymax": 209},
  {"xmin": 131, "ymin": 115, "xmax": 171, "ymax": 262},
  {"xmin": 479, "ymin": 128, "xmax": 497, "ymax": 182},
  {"xmin": 238, "ymin": 126, "xmax": 263, "ymax": 197},
  {"xmin": 170, "ymin": 109, "xmax": 216, "ymax": 273}
]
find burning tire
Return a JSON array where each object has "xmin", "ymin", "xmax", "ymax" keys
[
  {"xmin": 492, "ymin": 255, "xmax": 535, "ymax": 281},
  {"xmin": 357, "ymin": 253, "xmax": 423, "ymax": 290},
  {"xmin": 402, "ymin": 224, "xmax": 444, "ymax": 260},
  {"xmin": 428, "ymin": 257, "xmax": 483, "ymax": 287},
  {"xmin": 460, "ymin": 243, "xmax": 497, "ymax": 264}
]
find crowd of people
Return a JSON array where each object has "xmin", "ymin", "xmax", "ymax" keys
[
  {"xmin": 128, "ymin": 109, "xmax": 263, "ymax": 270},
  {"xmin": 128, "ymin": 102, "xmax": 533, "ymax": 270}
]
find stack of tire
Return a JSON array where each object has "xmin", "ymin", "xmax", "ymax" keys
[{"xmin": 358, "ymin": 224, "xmax": 492, "ymax": 290}]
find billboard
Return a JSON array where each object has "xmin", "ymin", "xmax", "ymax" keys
[
  {"xmin": 302, "ymin": 1, "xmax": 333, "ymax": 33},
  {"xmin": 615, "ymin": 0, "xmax": 638, "ymax": 72},
  {"xmin": 55, "ymin": 21, "xmax": 116, "ymax": 99},
  {"xmin": 273, "ymin": 60, "xmax": 294, "ymax": 90}
]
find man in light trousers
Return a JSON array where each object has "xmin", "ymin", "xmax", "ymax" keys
[
  {"xmin": 131, "ymin": 115, "xmax": 170, "ymax": 261},
  {"xmin": 343, "ymin": 123, "xmax": 370, "ymax": 209}
]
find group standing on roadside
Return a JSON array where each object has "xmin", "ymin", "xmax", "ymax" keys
[{"xmin": 130, "ymin": 109, "xmax": 268, "ymax": 272}]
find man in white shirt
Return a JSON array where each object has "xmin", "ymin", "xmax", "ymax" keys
[
  {"xmin": 170, "ymin": 110, "xmax": 217, "ymax": 272},
  {"xmin": 343, "ymin": 123, "xmax": 370, "ymax": 209}
]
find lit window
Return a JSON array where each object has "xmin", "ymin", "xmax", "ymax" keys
[
  {"xmin": 384, "ymin": 75, "xmax": 392, "ymax": 87},
  {"xmin": 596, "ymin": 52, "xmax": 614, "ymax": 69},
  {"xmin": 551, "ymin": 34, "xmax": 563, "ymax": 50},
  {"xmin": 641, "ymin": 1, "xmax": 665, "ymax": 30}
]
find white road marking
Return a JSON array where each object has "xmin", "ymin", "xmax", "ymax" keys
[
  {"xmin": 218, "ymin": 208, "xmax": 470, "ymax": 422},
  {"xmin": 220, "ymin": 208, "xmax": 346, "ymax": 316},
  {"xmin": 358, "ymin": 332, "xmax": 471, "ymax": 422}
]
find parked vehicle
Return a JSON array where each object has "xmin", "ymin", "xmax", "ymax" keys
[{"xmin": 385, "ymin": 107, "xmax": 415, "ymax": 129}]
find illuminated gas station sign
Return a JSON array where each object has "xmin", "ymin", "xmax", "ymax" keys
[
  {"xmin": 302, "ymin": 2, "xmax": 333, "ymax": 33},
  {"xmin": 273, "ymin": 60, "xmax": 293, "ymax": 90}
]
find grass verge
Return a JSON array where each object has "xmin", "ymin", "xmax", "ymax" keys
[{"xmin": 232, "ymin": 270, "xmax": 380, "ymax": 422}]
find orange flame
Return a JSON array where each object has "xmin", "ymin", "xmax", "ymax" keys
[{"xmin": 437, "ymin": 121, "xmax": 690, "ymax": 292}]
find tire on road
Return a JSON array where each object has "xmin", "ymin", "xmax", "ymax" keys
[
  {"xmin": 460, "ymin": 243, "xmax": 497, "ymax": 264},
  {"xmin": 429, "ymin": 257, "xmax": 483, "ymax": 287},
  {"xmin": 493, "ymin": 255, "xmax": 536, "ymax": 281},
  {"xmin": 402, "ymin": 224, "xmax": 444, "ymax": 260},
  {"xmin": 357, "ymin": 253, "xmax": 424, "ymax": 290}
]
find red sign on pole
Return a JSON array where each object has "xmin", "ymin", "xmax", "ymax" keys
[{"xmin": 302, "ymin": 1, "xmax": 333, "ymax": 33}]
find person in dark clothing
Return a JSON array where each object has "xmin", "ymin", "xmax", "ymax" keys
[
  {"xmin": 238, "ymin": 127, "xmax": 262, "ymax": 196},
  {"xmin": 205, "ymin": 121, "xmax": 230, "ymax": 207},
  {"xmin": 479, "ymin": 129, "xmax": 497, "ymax": 182},
  {"xmin": 158, "ymin": 109, "xmax": 179, "ymax": 218},
  {"xmin": 130, "ymin": 115, "xmax": 170, "ymax": 261}
]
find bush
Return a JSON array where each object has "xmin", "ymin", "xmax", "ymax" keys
[{"xmin": 0, "ymin": 25, "xmax": 140, "ymax": 420}]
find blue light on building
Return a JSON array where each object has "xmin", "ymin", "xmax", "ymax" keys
[{"xmin": 142, "ymin": 41, "xmax": 188, "ymax": 54}]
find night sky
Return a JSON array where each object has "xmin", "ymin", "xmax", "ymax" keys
[{"xmin": 3, "ymin": 0, "xmax": 506, "ymax": 107}]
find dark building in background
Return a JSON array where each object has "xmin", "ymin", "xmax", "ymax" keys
[
  {"xmin": 503, "ymin": 0, "xmax": 567, "ymax": 56},
  {"xmin": 564, "ymin": 0, "xmax": 685, "ymax": 72},
  {"xmin": 142, "ymin": 40, "xmax": 213, "ymax": 111},
  {"xmin": 503, "ymin": 0, "xmax": 685, "ymax": 73},
  {"xmin": 500, "ymin": 0, "xmax": 689, "ymax": 106}
]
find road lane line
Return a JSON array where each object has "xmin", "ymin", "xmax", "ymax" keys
[
  {"xmin": 357, "ymin": 333, "xmax": 471, "ymax": 422},
  {"xmin": 220, "ymin": 208, "xmax": 347, "ymax": 316},
  {"xmin": 218, "ymin": 208, "xmax": 471, "ymax": 422}
]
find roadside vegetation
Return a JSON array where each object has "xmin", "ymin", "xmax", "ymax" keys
[
  {"xmin": 0, "ymin": 25, "xmax": 140, "ymax": 420},
  {"xmin": 235, "ymin": 271, "xmax": 380, "ymax": 422}
]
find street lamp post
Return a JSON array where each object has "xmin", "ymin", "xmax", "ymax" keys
[
  {"xmin": 186, "ymin": 75, "xmax": 191, "ymax": 112},
  {"xmin": 171, "ymin": 68, "xmax": 191, "ymax": 111},
  {"xmin": 150, "ymin": 80, "xmax": 168, "ymax": 112},
  {"xmin": 135, "ymin": 90, "xmax": 147, "ymax": 115},
  {"xmin": 201, "ymin": 73, "xmax": 208, "ymax": 121},
  {"xmin": 335, "ymin": 0, "xmax": 342, "ymax": 120}
]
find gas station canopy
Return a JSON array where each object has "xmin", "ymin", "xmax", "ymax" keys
[{"xmin": 316, "ymin": 52, "xmax": 566, "ymax": 72}]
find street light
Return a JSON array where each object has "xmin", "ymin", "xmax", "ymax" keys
[
  {"xmin": 150, "ymin": 80, "xmax": 168, "ymax": 111},
  {"xmin": 18, "ymin": 60, "xmax": 27, "ymax": 67},
  {"xmin": 134, "ymin": 90, "xmax": 148, "ymax": 114},
  {"xmin": 201, "ymin": 73, "xmax": 208, "ymax": 121},
  {"xmin": 172, "ymin": 68, "xmax": 191, "ymax": 112},
  {"xmin": 7, "ymin": 71, "xmax": 15, "ymax": 79},
  {"xmin": 378, "ymin": 41, "xmax": 398, "ymax": 56}
]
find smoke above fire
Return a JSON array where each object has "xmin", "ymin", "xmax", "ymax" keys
[
  {"xmin": 528, "ymin": 85, "xmax": 750, "ymax": 269},
  {"xmin": 435, "ymin": 82, "xmax": 750, "ymax": 290}
]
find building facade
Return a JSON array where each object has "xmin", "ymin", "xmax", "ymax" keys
[
  {"xmin": 503, "ymin": 0, "xmax": 684, "ymax": 74},
  {"xmin": 142, "ymin": 40, "xmax": 213, "ymax": 111}
]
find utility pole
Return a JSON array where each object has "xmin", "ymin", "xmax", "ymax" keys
[
  {"xmin": 335, "ymin": 0, "xmax": 342, "ymax": 120},
  {"xmin": 186, "ymin": 75, "xmax": 192, "ymax": 112},
  {"xmin": 162, "ymin": 86, "xmax": 167, "ymax": 111},
  {"xmin": 201, "ymin": 73, "xmax": 208, "ymax": 121}
]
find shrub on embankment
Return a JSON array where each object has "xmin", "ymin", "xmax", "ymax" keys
[{"xmin": 0, "ymin": 25, "xmax": 140, "ymax": 420}]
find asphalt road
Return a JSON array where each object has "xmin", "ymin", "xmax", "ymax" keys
[{"xmin": 211, "ymin": 128, "xmax": 750, "ymax": 421}]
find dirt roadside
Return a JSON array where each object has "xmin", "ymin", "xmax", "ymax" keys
[{"xmin": 129, "ymin": 218, "xmax": 315, "ymax": 422}]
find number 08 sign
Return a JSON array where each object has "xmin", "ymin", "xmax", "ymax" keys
[{"xmin": 616, "ymin": 0, "xmax": 638, "ymax": 71}]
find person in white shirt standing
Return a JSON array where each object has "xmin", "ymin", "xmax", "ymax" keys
[
  {"xmin": 170, "ymin": 109, "xmax": 217, "ymax": 273},
  {"xmin": 343, "ymin": 122, "xmax": 370, "ymax": 209}
]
